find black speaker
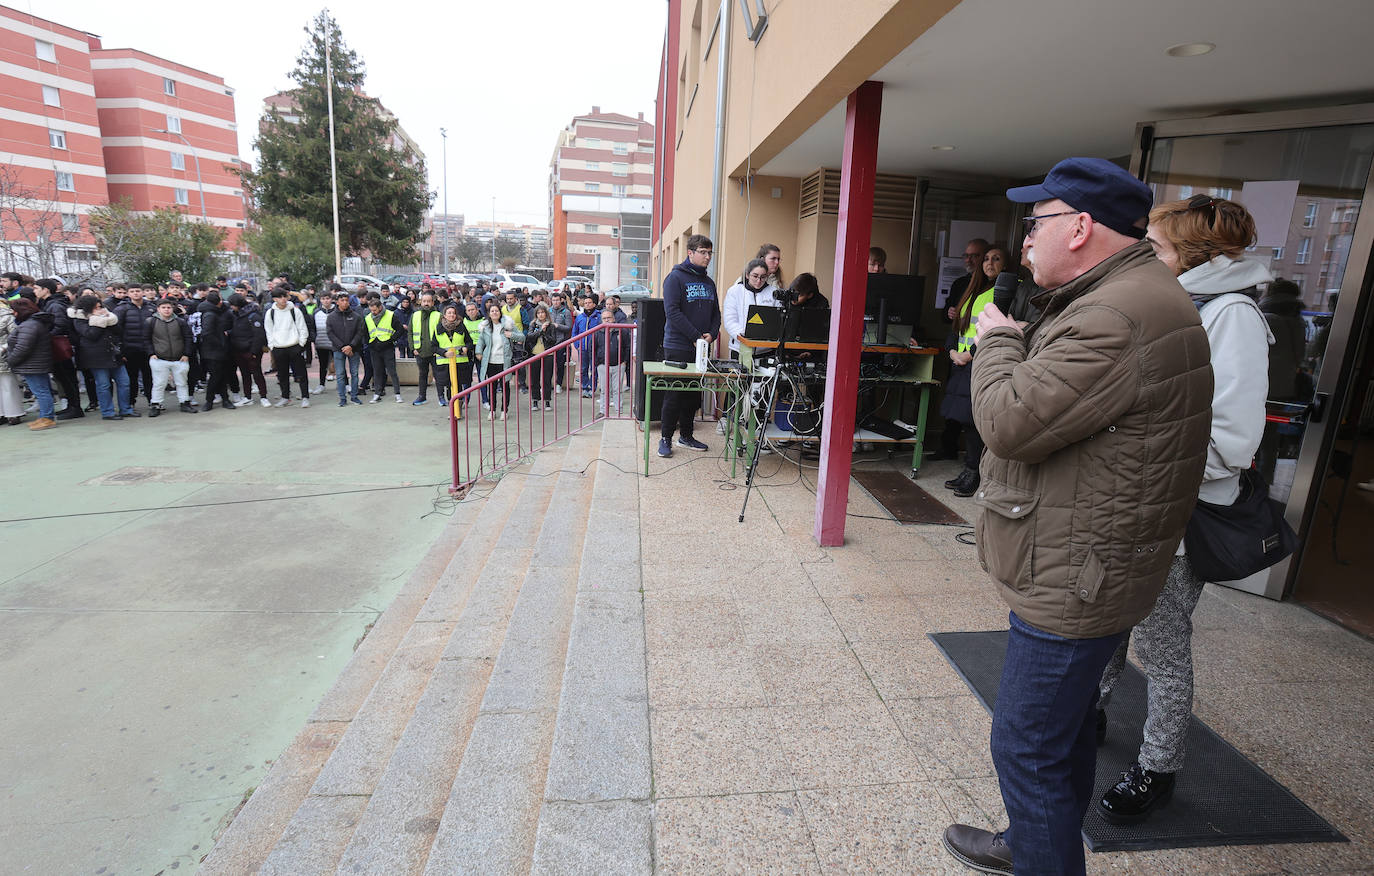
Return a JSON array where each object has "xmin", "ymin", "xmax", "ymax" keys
[{"xmin": 634, "ymin": 298, "xmax": 666, "ymax": 422}]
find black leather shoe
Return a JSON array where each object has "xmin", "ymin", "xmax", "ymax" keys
[
  {"xmin": 1096, "ymin": 707, "xmax": 1107, "ymax": 747},
  {"xmin": 1099, "ymin": 763, "xmax": 1175, "ymax": 825},
  {"xmin": 953, "ymin": 470, "xmax": 981, "ymax": 498},
  {"xmin": 148, "ymin": 404, "xmax": 162, "ymax": 418},
  {"xmin": 55, "ymin": 408, "xmax": 83, "ymax": 420},
  {"xmin": 201, "ymin": 401, "xmax": 214, "ymax": 412},
  {"xmin": 942, "ymin": 824, "xmax": 1013, "ymax": 875},
  {"xmin": 945, "ymin": 467, "xmax": 973, "ymax": 490}
]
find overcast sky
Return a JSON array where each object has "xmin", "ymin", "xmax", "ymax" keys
[{"xmin": 35, "ymin": 0, "xmax": 666, "ymax": 227}]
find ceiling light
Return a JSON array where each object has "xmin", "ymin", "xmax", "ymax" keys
[
  {"xmin": 931, "ymin": 145, "xmax": 956, "ymax": 151},
  {"xmin": 1166, "ymin": 42, "xmax": 1215, "ymax": 57}
]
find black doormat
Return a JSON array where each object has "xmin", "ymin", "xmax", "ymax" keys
[
  {"xmin": 929, "ymin": 629, "xmax": 1347, "ymax": 852},
  {"xmin": 852, "ymin": 470, "xmax": 966, "ymax": 525}
]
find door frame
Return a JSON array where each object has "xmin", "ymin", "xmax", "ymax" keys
[{"xmin": 1130, "ymin": 102, "xmax": 1374, "ymax": 599}]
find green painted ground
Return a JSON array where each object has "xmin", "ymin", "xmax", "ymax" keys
[{"xmin": 0, "ymin": 395, "xmax": 458, "ymax": 874}]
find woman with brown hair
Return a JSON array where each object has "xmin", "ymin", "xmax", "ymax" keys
[
  {"xmin": 938, "ymin": 244, "xmax": 1011, "ymax": 496},
  {"xmin": 1096, "ymin": 194, "xmax": 1272, "ymax": 825}
]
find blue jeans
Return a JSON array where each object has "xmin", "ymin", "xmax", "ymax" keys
[
  {"xmin": 25, "ymin": 374, "xmax": 55, "ymax": 418},
  {"xmin": 92, "ymin": 366, "xmax": 131, "ymax": 416},
  {"xmin": 579, "ymin": 350, "xmax": 597, "ymax": 392},
  {"xmin": 333, "ymin": 350, "xmax": 361, "ymax": 401},
  {"xmin": 992, "ymin": 612, "xmax": 1124, "ymax": 876}
]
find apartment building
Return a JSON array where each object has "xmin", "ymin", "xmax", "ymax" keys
[
  {"xmin": 0, "ymin": 5, "xmax": 105, "ymax": 278},
  {"xmin": 463, "ymin": 220, "xmax": 549, "ymax": 270},
  {"xmin": 548, "ymin": 107, "xmax": 653, "ymax": 288},
  {"xmin": 92, "ymin": 46, "xmax": 246, "ymax": 249}
]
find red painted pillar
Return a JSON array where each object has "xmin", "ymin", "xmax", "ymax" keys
[{"xmin": 814, "ymin": 80, "xmax": 882, "ymax": 546}]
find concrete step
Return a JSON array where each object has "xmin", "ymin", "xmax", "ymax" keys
[
  {"xmin": 335, "ymin": 436, "xmax": 586, "ymax": 873},
  {"xmin": 256, "ymin": 440, "xmax": 578, "ymax": 876},
  {"xmin": 198, "ymin": 452, "xmax": 531, "ymax": 875},
  {"xmin": 531, "ymin": 420, "xmax": 652, "ymax": 875},
  {"xmin": 421, "ymin": 429, "xmax": 603, "ymax": 875}
]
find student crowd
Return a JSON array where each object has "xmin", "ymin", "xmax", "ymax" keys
[{"xmin": 0, "ymin": 272, "xmax": 630, "ymax": 431}]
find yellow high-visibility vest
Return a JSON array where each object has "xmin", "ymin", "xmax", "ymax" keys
[
  {"xmin": 435, "ymin": 327, "xmax": 468, "ymax": 364},
  {"xmin": 957, "ymin": 288, "xmax": 996, "ymax": 353},
  {"xmin": 365, "ymin": 309, "xmax": 397, "ymax": 343},
  {"xmin": 411, "ymin": 309, "xmax": 441, "ymax": 349}
]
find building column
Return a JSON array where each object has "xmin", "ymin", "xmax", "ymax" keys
[{"xmin": 814, "ymin": 80, "xmax": 882, "ymax": 547}]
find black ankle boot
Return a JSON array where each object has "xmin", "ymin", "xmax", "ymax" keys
[
  {"xmin": 953, "ymin": 470, "xmax": 981, "ymax": 498},
  {"xmin": 1099, "ymin": 762, "xmax": 1175, "ymax": 824},
  {"xmin": 945, "ymin": 467, "xmax": 973, "ymax": 490}
]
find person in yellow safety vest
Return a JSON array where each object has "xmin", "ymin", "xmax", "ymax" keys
[
  {"xmin": 940, "ymin": 244, "xmax": 1012, "ymax": 499},
  {"xmin": 365, "ymin": 298, "xmax": 404, "ymax": 404},
  {"xmin": 433, "ymin": 304, "xmax": 472, "ymax": 408},
  {"xmin": 409, "ymin": 291, "xmax": 442, "ymax": 405},
  {"xmin": 462, "ymin": 301, "xmax": 487, "ymax": 411}
]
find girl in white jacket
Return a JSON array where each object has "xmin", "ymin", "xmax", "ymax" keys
[{"xmin": 1096, "ymin": 195, "xmax": 1274, "ymax": 825}]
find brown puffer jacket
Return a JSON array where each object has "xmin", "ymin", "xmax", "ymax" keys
[{"xmin": 971, "ymin": 241, "xmax": 1213, "ymax": 639}]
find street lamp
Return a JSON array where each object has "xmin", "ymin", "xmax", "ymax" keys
[
  {"xmin": 152, "ymin": 128, "xmax": 206, "ymax": 222},
  {"xmin": 440, "ymin": 127, "xmax": 448, "ymax": 278}
]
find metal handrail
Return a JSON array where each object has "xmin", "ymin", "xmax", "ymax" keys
[{"xmin": 448, "ymin": 321, "xmax": 638, "ymax": 493}]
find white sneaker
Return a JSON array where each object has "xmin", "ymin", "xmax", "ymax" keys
[
  {"xmin": 395, "ymin": 394, "xmax": 403, "ymax": 403},
  {"xmin": 260, "ymin": 397, "xmax": 272, "ymax": 408},
  {"xmin": 300, "ymin": 398, "xmax": 310, "ymax": 408},
  {"xmin": 499, "ymin": 411, "xmax": 506, "ymax": 421},
  {"xmin": 370, "ymin": 393, "xmax": 381, "ymax": 403},
  {"xmin": 235, "ymin": 397, "xmax": 253, "ymax": 407},
  {"xmin": 483, "ymin": 402, "xmax": 490, "ymax": 411},
  {"xmin": 555, "ymin": 384, "xmax": 563, "ymax": 394},
  {"xmin": 275, "ymin": 398, "xmax": 290, "ymax": 407},
  {"xmin": 312, "ymin": 385, "xmax": 325, "ymax": 394},
  {"xmin": 327, "ymin": 374, "xmax": 336, "ymax": 381}
]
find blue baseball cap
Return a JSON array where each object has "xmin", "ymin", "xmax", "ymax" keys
[{"xmin": 1007, "ymin": 157, "xmax": 1152, "ymax": 240}]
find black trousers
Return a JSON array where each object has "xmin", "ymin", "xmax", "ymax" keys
[
  {"xmin": 360, "ymin": 341, "xmax": 375, "ymax": 391},
  {"xmin": 123, "ymin": 349, "xmax": 153, "ymax": 406},
  {"xmin": 941, "ymin": 420, "xmax": 985, "ymax": 472},
  {"xmin": 530, "ymin": 355, "xmax": 555, "ymax": 401},
  {"xmin": 371, "ymin": 345, "xmax": 400, "ymax": 395},
  {"xmin": 315, "ymin": 344, "xmax": 333, "ymax": 385},
  {"xmin": 414, "ymin": 354, "xmax": 436, "ymax": 400},
  {"xmin": 659, "ymin": 345, "xmax": 699, "ymax": 440},
  {"xmin": 554, "ymin": 347, "xmax": 568, "ymax": 387},
  {"xmin": 204, "ymin": 357, "xmax": 234, "ymax": 405},
  {"xmin": 234, "ymin": 350, "xmax": 268, "ymax": 398},
  {"xmin": 271, "ymin": 345, "xmax": 310, "ymax": 399}
]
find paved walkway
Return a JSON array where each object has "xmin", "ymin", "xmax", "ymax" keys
[
  {"xmin": 0, "ymin": 396, "xmax": 459, "ymax": 874},
  {"xmin": 637, "ymin": 441, "xmax": 1374, "ymax": 873}
]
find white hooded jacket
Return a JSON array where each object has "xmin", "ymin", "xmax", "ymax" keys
[{"xmin": 1180, "ymin": 255, "xmax": 1275, "ymax": 508}]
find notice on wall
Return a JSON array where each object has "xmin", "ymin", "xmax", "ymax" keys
[
  {"xmin": 947, "ymin": 220, "xmax": 998, "ymax": 257},
  {"xmin": 935, "ymin": 257, "xmax": 967, "ymax": 309},
  {"xmin": 1238, "ymin": 180, "xmax": 1301, "ymax": 248}
]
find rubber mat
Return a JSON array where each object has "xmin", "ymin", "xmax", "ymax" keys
[
  {"xmin": 852, "ymin": 470, "xmax": 966, "ymax": 525},
  {"xmin": 929, "ymin": 629, "xmax": 1347, "ymax": 852}
]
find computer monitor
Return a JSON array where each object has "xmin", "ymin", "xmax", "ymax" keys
[{"xmin": 865, "ymin": 273, "xmax": 924, "ymax": 343}]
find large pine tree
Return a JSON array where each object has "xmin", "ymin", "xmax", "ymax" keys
[{"xmin": 245, "ymin": 11, "xmax": 430, "ymax": 264}]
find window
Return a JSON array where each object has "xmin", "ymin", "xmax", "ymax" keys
[
  {"xmin": 612, "ymin": 142, "xmax": 628, "ymax": 155},
  {"xmin": 61, "ymin": 213, "xmax": 80, "ymax": 232},
  {"xmin": 174, "ymin": 187, "xmax": 189, "ymax": 206},
  {"xmin": 586, "ymin": 161, "xmax": 600, "ymax": 170},
  {"xmin": 584, "ymin": 224, "xmax": 599, "ymax": 233},
  {"xmin": 163, "ymin": 77, "xmax": 176, "ymax": 96},
  {"xmin": 48, "ymin": 129, "xmax": 66, "ymax": 149},
  {"xmin": 42, "ymin": 85, "xmax": 60, "ymax": 107},
  {"xmin": 35, "ymin": 39, "xmax": 56, "ymax": 62},
  {"xmin": 584, "ymin": 137, "xmax": 600, "ymax": 147},
  {"xmin": 1303, "ymin": 203, "xmax": 1318, "ymax": 228},
  {"xmin": 1272, "ymin": 246, "xmax": 1284, "ymax": 260},
  {"xmin": 55, "ymin": 171, "xmax": 74, "ymax": 191},
  {"xmin": 612, "ymin": 162, "xmax": 628, "ymax": 177},
  {"xmin": 170, "ymin": 152, "xmax": 186, "ymax": 171},
  {"xmin": 1296, "ymin": 237, "xmax": 1312, "ymax": 264},
  {"xmin": 166, "ymin": 115, "xmax": 181, "ymax": 134},
  {"xmin": 1290, "ymin": 275, "xmax": 1305, "ymax": 291},
  {"xmin": 613, "ymin": 184, "xmax": 627, "ymax": 197},
  {"xmin": 610, "ymin": 227, "xmax": 619, "ymax": 239},
  {"xmin": 586, "ymin": 182, "xmax": 600, "ymax": 192}
]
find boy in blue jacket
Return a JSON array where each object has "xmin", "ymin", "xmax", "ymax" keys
[{"xmin": 657, "ymin": 234, "xmax": 720, "ymax": 457}]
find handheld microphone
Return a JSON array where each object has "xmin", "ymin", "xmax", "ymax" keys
[{"xmin": 992, "ymin": 271, "xmax": 1020, "ymax": 313}]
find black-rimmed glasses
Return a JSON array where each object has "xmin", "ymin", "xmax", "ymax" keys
[{"xmin": 1021, "ymin": 210, "xmax": 1080, "ymax": 237}]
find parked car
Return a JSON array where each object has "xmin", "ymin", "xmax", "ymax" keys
[
  {"xmin": 335, "ymin": 273, "xmax": 384, "ymax": 294},
  {"xmin": 492, "ymin": 272, "xmax": 547, "ymax": 295},
  {"xmin": 548, "ymin": 277, "xmax": 595, "ymax": 296},
  {"xmin": 382, "ymin": 273, "xmax": 420, "ymax": 291},
  {"xmin": 608, "ymin": 282, "xmax": 651, "ymax": 303}
]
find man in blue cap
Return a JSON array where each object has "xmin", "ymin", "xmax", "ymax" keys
[{"xmin": 941, "ymin": 158, "xmax": 1214, "ymax": 876}]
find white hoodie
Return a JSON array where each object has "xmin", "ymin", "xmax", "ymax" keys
[
  {"xmin": 264, "ymin": 302, "xmax": 308, "ymax": 349},
  {"xmin": 723, "ymin": 279, "xmax": 778, "ymax": 351},
  {"xmin": 1179, "ymin": 255, "xmax": 1275, "ymax": 507}
]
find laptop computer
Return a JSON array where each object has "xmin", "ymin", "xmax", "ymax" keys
[{"xmin": 743, "ymin": 305, "xmax": 830, "ymax": 343}]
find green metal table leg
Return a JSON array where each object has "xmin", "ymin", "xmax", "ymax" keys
[{"xmin": 912, "ymin": 383, "xmax": 930, "ymax": 476}]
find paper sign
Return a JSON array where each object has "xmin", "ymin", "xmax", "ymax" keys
[
  {"xmin": 947, "ymin": 220, "xmax": 998, "ymax": 257},
  {"xmin": 935, "ymin": 257, "xmax": 967, "ymax": 310},
  {"xmin": 1238, "ymin": 180, "xmax": 1301, "ymax": 249}
]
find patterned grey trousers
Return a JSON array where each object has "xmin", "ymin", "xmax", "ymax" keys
[{"xmin": 1098, "ymin": 555, "xmax": 1205, "ymax": 774}]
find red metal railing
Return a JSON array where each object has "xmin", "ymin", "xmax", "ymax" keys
[{"xmin": 448, "ymin": 322, "xmax": 638, "ymax": 493}]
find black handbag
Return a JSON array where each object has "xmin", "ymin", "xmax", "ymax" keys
[{"xmin": 1183, "ymin": 466, "xmax": 1298, "ymax": 581}]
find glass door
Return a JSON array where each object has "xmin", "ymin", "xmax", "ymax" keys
[{"xmin": 1132, "ymin": 106, "xmax": 1374, "ymax": 618}]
